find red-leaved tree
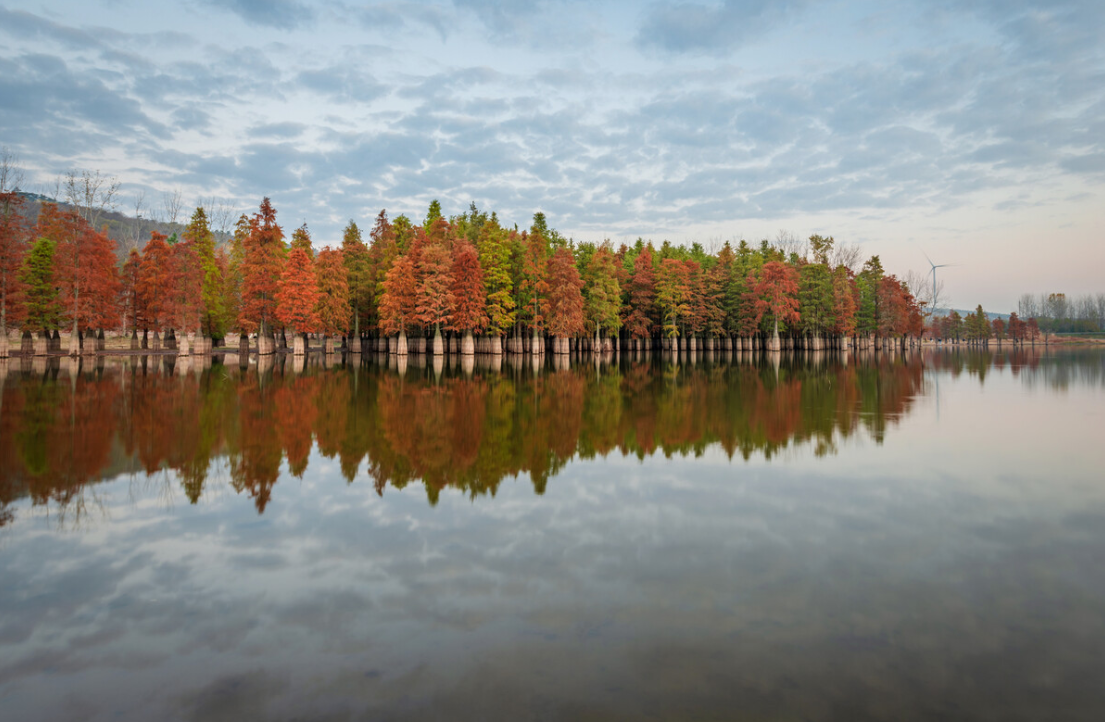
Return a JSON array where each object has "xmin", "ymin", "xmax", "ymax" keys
[
  {"xmin": 831, "ymin": 267, "xmax": 857, "ymax": 337},
  {"xmin": 138, "ymin": 232, "xmax": 174, "ymax": 334},
  {"xmin": 0, "ymin": 191, "xmax": 29, "ymax": 340},
  {"xmin": 239, "ymin": 198, "xmax": 285, "ymax": 337},
  {"xmin": 415, "ymin": 239, "xmax": 454, "ymax": 341},
  {"xmin": 751, "ymin": 261, "xmax": 800, "ymax": 340},
  {"xmin": 314, "ymin": 247, "xmax": 349, "ymax": 337},
  {"xmin": 120, "ymin": 248, "xmax": 144, "ymax": 338},
  {"xmin": 378, "ymin": 255, "xmax": 417, "ymax": 337},
  {"xmin": 623, "ymin": 246, "xmax": 656, "ymax": 340},
  {"xmin": 275, "ymin": 246, "xmax": 320, "ymax": 336},
  {"xmin": 449, "ymin": 241, "xmax": 488, "ymax": 335},
  {"xmin": 877, "ymin": 275, "xmax": 910, "ymax": 338},
  {"xmin": 168, "ymin": 237, "xmax": 203, "ymax": 334},
  {"xmin": 544, "ymin": 247, "xmax": 585, "ymax": 338},
  {"xmin": 41, "ymin": 204, "xmax": 120, "ymax": 345}
]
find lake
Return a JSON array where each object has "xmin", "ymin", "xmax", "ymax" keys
[{"xmin": 1, "ymin": 347, "xmax": 1103, "ymax": 721}]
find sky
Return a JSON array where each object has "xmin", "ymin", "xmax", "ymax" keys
[{"xmin": 1, "ymin": 0, "xmax": 1102, "ymax": 313}]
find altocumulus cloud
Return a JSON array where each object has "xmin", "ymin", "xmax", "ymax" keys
[
  {"xmin": 0, "ymin": 0, "xmax": 1102, "ymax": 308},
  {"xmin": 636, "ymin": 0, "xmax": 811, "ymax": 55},
  {"xmin": 200, "ymin": 0, "xmax": 316, "ymax": 30}
]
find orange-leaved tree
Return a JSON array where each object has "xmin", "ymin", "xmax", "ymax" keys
[
  {"xmin": 314, "ymin": 247, "xmax": 349, "ymax": 338},
  {"xmin": 0, "ymin": 191, "xmax": 29, "ymax": 342},
  {"xmin": 168, "ymin": 236, "xmax": 203, "ymax": 335},
  {"xmin": 449, "ymin": 240, "xmax": 488, "ymax": 338},
  {"xmin": 239, "ymin": 197, "xmax": 285, "ymax": 337},
  {"xmin": 683, "ymin": 260, "xmax": 707, "ymax": 340},
  {"xmin": 275, "ymin": 246, "xmax": 320, "ymax": 338},
  {"xmin": 877, "ymin": 275, "xmax": 911, "ymax": 338},
  {"xmin": 751, "ymin": 260, "xmax": 800, "ymax": 342},
  {"xmin": 415, "ymin": 237, "xmax": 454, "ymax": 344},
  {"xmin": 120, "ymin": 248, "xmax": 144, "ymax": 338},
  {"xmin": 41, "ymin": 204, "xmax": 120, "ymax": 345},
  {"xmin": 378, "ymin": 254, "xmax": 417, "ymax": 337},
  {"xmin": 138, "ymin": 232, "xmax": 174, "ymax": 335},
  {"xmin": 623, "ymin": 246, "xmax": 656, "ymax": 340},
  {"xmin": 544, "ymin": 247, "xmax": 585, "ymax": 338},
  {"xmin": 831, "ymin": 266, "xmax": 857, "ymax": 338}
]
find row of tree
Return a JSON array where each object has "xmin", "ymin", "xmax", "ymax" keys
[
  {"xmin": 2, "ymin": 194, "xmax": 933, "ymax": 354},
  {"xmin": 928, "ymin": 306, "xmax": 1042, "ymax": 344},
  {"xmin": 1017, "ymin": 293, "xmax": 1105, "ymax": 335}
]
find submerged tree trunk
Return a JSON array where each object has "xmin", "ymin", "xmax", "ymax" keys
[
  {"xmin": 432, "ymin": 324, "xmax": 444, "ymax": 356},
  {"xmin": 768, "ymin": 316, "xmax": 781, "ymax": 352}
]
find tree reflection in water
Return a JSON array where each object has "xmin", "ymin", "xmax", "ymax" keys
[{"xmin": 0, "ymin": 346, "xmax": 1088, "ymax": 521}]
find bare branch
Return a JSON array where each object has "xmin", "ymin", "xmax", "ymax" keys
[
  {"xmin": 124, "ymin": 190, "xmax": 146, "ymax": 253},
  {"xmin": 200, "ymin": 195, "xmax": 237, "ymax": 237},
  {"xmin": 0, "ymin": 146, "xmax": 26, "ymax": 194},
  {"xmin": 773, "ymin": 229, "xmax": 806, "ymax": 260},
  {"xmin": 830, "ymin": 242, "xmax": 862, "ymax": 272},
  {"xmin": 63, "ymin": 169, "xmax": 120, "ymax": 228},
  {"xmin": 903, "ymin": 269, "xmax": 944, "ymax": 317},
  {"xmin": 162, "ymin": 188, "xmax": 183, "ymax": 226}
]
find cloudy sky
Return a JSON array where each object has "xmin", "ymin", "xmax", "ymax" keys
[{"xmin": 1, "ymin": 0, "xmax": 1102, "ymax": 311}]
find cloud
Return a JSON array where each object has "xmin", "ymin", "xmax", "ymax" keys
[
  {"xmin": 636, "ymin": 0, "xmax": 811, "ymax": 55},
  {"xmin": 294, "ymin": 66, "xmax": 386, "ymax": 103},
  {"xmin": 169, "ymin": 106, "xmax": 212, "ymax": 132},
  {"xmin": 348, "ymin": 1, "xmax": 455, "ymax": 41},
  {"xmin": 1061, "ymin": 153, "xmax": 1105, "ymax": 175},
  {"xmin": 0, "ymin": 1, "xmax": 1101, "ymax": 254},
  {"xmin": 249, "ymin": 122, "xmax": 307, "ymax": 139},
  {"xmin": 0, "ymin": 7, "xmax": 101, "ymax": 50},
  {"xmin": 0, "ymin": 53, "xmax": 170, "ymax": 155},
  {"xmin": 199, "ymin": 0, "xmax": 315, "ymax": 30}
]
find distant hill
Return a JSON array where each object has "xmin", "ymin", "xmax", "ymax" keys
[{"xmin": 12, "ymin": 191, "xmax": 232, "ymax": 260}]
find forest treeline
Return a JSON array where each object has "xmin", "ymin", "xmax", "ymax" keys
[
  {"xmin": 0, "ymin": 352, "xmax": 928, "ymax": 523},
  {"xmin": 3, "ymin": 190, "xmax": 1086, "ymax": 358},
  {"xmin": 1, "ymin": 193, "xmax": 932, "ymax": 356},
  {"xmin": 1016, "ymin": 293, "xmax": 1105, "ymax": 335}
]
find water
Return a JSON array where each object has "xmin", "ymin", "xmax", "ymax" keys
[{"xmin": 1, "ymin": 347, "xmax": 1103, "ymax": 721}]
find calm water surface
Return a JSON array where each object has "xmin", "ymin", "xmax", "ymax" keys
[{"xmin": 1, "ymin": 348, "xmax": 1103, "ymax": 721}]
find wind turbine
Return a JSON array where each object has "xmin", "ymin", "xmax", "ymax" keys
[{"xmin": 922, "ymin": 250, "xmax": 954, "ymax": 315}]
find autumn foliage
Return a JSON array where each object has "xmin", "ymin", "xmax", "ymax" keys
[
  {"xmin": 449, "ymin": 241, "xmax": 488, "ymax": 333},
  {"xmin": 313, "ymin": 247, "xmax": 350, "ymax": 336},
  {"xmin": 275, "ymin": 247, "xmax": 320, "ymax": 334},
  {"xmin": 751, "ymin": 261, "xmax": 800, "ymax": 337},
  {"xmin": 544, "ymin": 248, "xmax": 586, "ymax": 338},
  {"xmin": 0, "ymin": 192, "xmax": 28, "ymax": 334},
  {"xmin": 2, "ymin": 194, "xmax": 961, "ymax": 354},
  {"xmin": 239, "ymin": 197, "xmax": 285, "ymax": 335}
]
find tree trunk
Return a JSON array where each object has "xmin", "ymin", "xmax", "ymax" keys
[
  {"xmin": 258, "ymin": 329, "xmax": 275, "ymax": 356},
  {"xmin": 768, "ymin": 317, "xmax": 781, "ymax": 352}
]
